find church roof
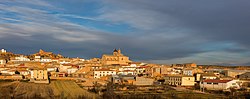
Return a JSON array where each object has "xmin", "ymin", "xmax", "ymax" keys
[{"xmin": 113, "ymin": 49, "xmax": 118, "ymax": 52}]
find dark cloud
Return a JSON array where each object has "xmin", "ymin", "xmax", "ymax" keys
[{"xmin": 1, "ymin": 0, "xmax": 250, "ymax": 65}]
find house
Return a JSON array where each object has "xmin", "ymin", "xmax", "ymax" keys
[
  {"xmin": 19, "ymin": 70, "xmax": 30, "ymax": 76},
  {"xmin": 11, "ymin": 55, "xmax": 30, "ymax": 62},
  {"xmin": 50, "ymin": 72, "xmax": 68, "ymax": 77},
  {"xmin": 200, "ymin": 79, "xmax": 240, "ymax": 90},
  {"xmin": 237, "ymin": 72, "xmax": 250, "ymax": 80},
  {"xmin": 201, "ymin": 73, "xmax": 217, "ymax": 80},
  {"xmin": 160, "ymin": 66, "xmax": 172, "ymax": 75},
  {"xmin": 0, "ymin": 69, "xmax": 16, "ymax": 75},
  {"xmin": 59, "ymin": 64, "xmax": 73, "ymax": 72},
  {"xmin": 134, "ymin": 77, "xmax": 154, "ymax": 85},
  {"xmin": 94, "ymin": 68, "xmax": 116, "ymax": 78},
  {"xmin": 51, "ymin": 58, "xmax": 59, "ymax": 63},
  {"xmin": 0, "ymin": 59, "xmax": 6, "ymax": 65},
  {"xmin": 172, "ymin": 68, "xmax": 182, "ymax": 75},
  {"xmin": 67, "ymin": 67, "xmax": 79, "ymax": 74},
  {"xmin": 119, "ymin": 64, "xmax": 138, "ymax": 71},
  {"xmin": 0, "ymin": 74, "xmax": 22, "ymax": 80},
  {"xmin": 30, "ymin": 68, "xmax": 49, "ymax": 83},
  {"xmin": 117, "ymin": 70, "xmax": 135, "ymax": 75},
  {"xmin": 1, "ymin": 49, "xmax": 7, "ymax": 53},
  {"xmin": 46, "ymin": 66, "xmax": 57, "ymax": 72},
  {"xmin": 194, "ymin": 73, "xmax": 201, "ymax": 82},
  {"xmin": 183, "ymin": 68, "xmax": 193, "ymax": 76},
  {"xmin": 225, "ymin": 70, "xmax": 250, "ymax": 78},
  {"xmin": 40, "ymin": 57, "xmax": 52, "ymax": 63},
  {"xmin": 34, "ymin": 56, "xmax": 41, "ymax": 62},
  {"xmin": 110, "ymin": 75, "xmax": 121, "ymax": 84},
  {"xmin": 59, "ymin": 58, "xmax": 71, "ymax": 64},
  {"xmin": 83, "ymin": 58, "xmax": 102, "ymax": 67},
  {"xmin": 164, "ymin": 75, "xmax": 195, "ymax": 86},
  {"xmin": 136, "ymin": 66, "xmax": 148, "ymax": 76}
]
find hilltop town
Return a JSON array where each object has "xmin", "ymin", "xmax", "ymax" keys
[{"xmin": 0, "ymin": 48, "xmax": 250, "ymax": 98}]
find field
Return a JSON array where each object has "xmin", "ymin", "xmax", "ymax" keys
[
  {"xmin": 50, "ymin": 80, "xmax": 99, "ymax": 99},
  {"xmin": 0, "ymin": 80, "xmax": 99, "ymax": 99}
]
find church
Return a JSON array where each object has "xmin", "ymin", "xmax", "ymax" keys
[{"xmin": 101, "ymin": 49, "xmax": 131, "ymax": 66}]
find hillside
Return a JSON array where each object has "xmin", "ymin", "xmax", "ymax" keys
[{"xmin": 0, "ymin": 81, "xmax": 99, "ymax": 99}]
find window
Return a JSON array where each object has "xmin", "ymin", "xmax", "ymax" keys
[
  {"xmin": 232, "ymin": 83, "xmax": 236, "ymax": 85},
  {"xmin": 213, "ymin": 83, "xmax": 218, "ymax": 85},
  {"xmin": 207, "ymin": 82, "xmax": 212, "ymax": 84}
]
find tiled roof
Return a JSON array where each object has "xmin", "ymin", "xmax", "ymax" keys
[{"xmin": 203, "ymin": 79, "xmax": 231, "ymax": 83}]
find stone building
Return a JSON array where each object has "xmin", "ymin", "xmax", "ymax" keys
[
  {"xmin": 0, "ymin": 58, "xmax": 6, "ymax": 65},
  {"xmin": 30, "ymin": 68, "xmax": 49, "ymax": 83},
  {"xmin": 164, "ymin": 75, "xmax": 195, "ymax": 86},
  {"xmin": 101, "ymin": 49, "xmax": 131, "ymax": 66}
]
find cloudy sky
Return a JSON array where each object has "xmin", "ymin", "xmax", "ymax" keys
[{"xmin": 1, "ymin": 0, "xmax": 250, "ymax": 65}]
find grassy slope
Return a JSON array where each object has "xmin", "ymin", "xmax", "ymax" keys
[{"xmin": 0, "ymin": 81, "xmax": 99, "ymax": 99}]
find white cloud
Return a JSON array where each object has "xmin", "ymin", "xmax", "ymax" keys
[{"xmin": 0, "ymin": 2, "xmax": 105, "ymax": 42}]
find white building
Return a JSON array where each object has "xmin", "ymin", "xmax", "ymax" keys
[
  {"xmin": 51, "ymin": 58, "xmax": 59, "ymax": 63},
  {"xmin": 34, "ymin": 56, "xmax": 41, "ymax": 62},
  {"xmin": 12, "ymin": 55, "xmax": 30, "ymax": 62},
  {"xmin": 200, "ymin": 79, "xmax": 240, "ymax": 90},
  {"xmin": 67, "ymin": 67, "xmax": 79, "ymax": 74},
  {"xmin": 118, "ymin": 64, "xmax": 138, "ymax": 75},
  {"xmin": 119, "ymin": 64, "xmax": 138, "ymax": 71},
  {"xmin": 1, "ymin": 49, "xmax": 6, "ymax": 53},
  {"xmin": 201, "ymin": 73, "xmax": 217, "ymax": 80},
  {"xmin": 40, "ymin": 58, "xmax": 52, "ymax": 63},
  {"xmin": 47, "ymin": 67, "xmax": 57, "ymax": 72},
  {"xmin": 59, "ymin": 60, "xmax": 71, "ymax": 64},
  {"xmin": 59, "ymin": 64, "xmax": 72, "ymax": 72},
  {"xmin": 19, "ymin": 70, "xmax": 30, "ymax": 76},
  {"xmin": 94, "ymin": 69, "xmax": 116, "ymax": 78},
  {"xmin": 117, "ymin": 70, "xmax": 135, "ymax": 75},
  {"xmin": 183, "ymin": 69, "xmax": 193, "ymax": 76},
  {"xmin": 0, "ymin": 69, "xmax": 15, "ymax": 75}
]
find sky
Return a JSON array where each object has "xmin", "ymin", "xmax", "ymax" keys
[{"xmin": 0, "ymin": 0, "xmax": 250, "ymax": 65}]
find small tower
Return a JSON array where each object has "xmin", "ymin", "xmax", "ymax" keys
[
  {"xmin": 118, "ymin": 48, "xmax": 121, "ymax": 54},
  {"xmin": 113, "ymin": 48, "xmax": 118, "ymax": 56}
]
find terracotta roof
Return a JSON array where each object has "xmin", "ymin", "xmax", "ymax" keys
[{"xmin": 203, "ymin": 79, "xmax": 231, "ymax": 83}]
